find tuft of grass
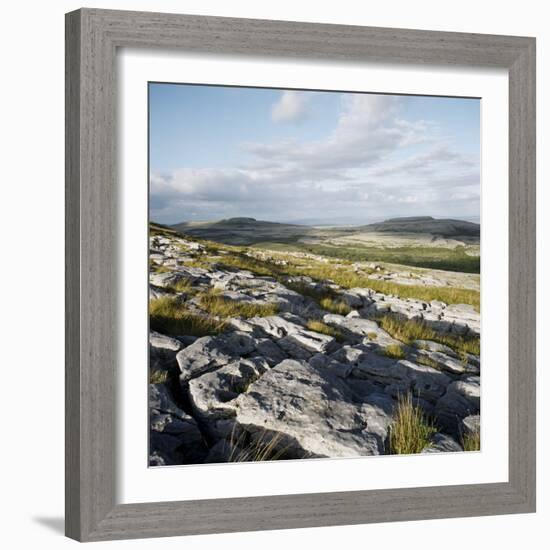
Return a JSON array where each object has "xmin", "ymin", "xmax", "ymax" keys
[
  {"xmin": 227, "ymin": 428, "xmax": 290, "ymax": 462},
  {"xmin": 383, "ymin": 344, "xmax": 406, "ymax": 359},
  {"xmin": 462, "ymin": 428, "xmax": 481, "ymax": 451},
  {"xmin": 367, "ymin": 332, "xmax": 378, "ymax": 340},
  {"xmin": 149, "ymin": 296, "xmax": 226, "ymax": 337},
  {"xmin": 150, "ymin": 262, "xmax": 173, "ymax": 274},
  {"xmin": 319, "ymin": 297, "xmax": 352, "ymax": 315},
  {"xmin": 149, "ymin": 370, "xmax": 169, "ymax": 384},
  {"xmin": 415, "ymin": 354, "xmax": 441, "ymax": 370},
  {"xmin": 183, "ymin": 258, "xmax": 213, "ymax": 269},
  {"xmin": 164, "ymin": 278, "xmax": 196, "ymax": 294},
  {"xmin": 377, "ymin": 315, "xmax": 480, "ymax": 356},
  {"xmin": 306, "ymin": 320, "xmax": 344, "ymax": 341},
  {"xmin": 198, "ymin": 290, "xmax": 279, "ymax": 319},
  {"xmin": 217, "ymin": 254, "xmax": 279, "ymax": 278},
  {"xmin": 389, "ymin": 393, "xmax": 436, "ymax": 455}
]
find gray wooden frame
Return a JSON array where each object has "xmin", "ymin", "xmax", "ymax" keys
[{"xmin": 65, "ymin": 8, "xmax": 536, "ymax": 542}]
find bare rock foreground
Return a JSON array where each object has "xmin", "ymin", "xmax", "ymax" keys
[{"xmin": 149, "ymin": 230, "xmax": 481, "ymax": 465}]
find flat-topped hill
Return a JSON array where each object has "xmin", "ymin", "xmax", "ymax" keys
[{"xmin": 362, "ymin": 216, "xmax": 479, "ymax": 237}]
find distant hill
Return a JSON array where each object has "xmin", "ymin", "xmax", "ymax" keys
[
  {"xmin": 170, "ymin": 217, "xmax": 312, "ymax": 245},
  {"xmin": 168, "ymin": 215, "xmax": 480, "ymax": 245},
  {"xmin": 362, "ymin": 216, "xmax": 480, "ymax": 238}
]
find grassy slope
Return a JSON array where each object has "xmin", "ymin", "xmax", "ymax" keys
[
  {"xmin": 250, "ymin": 241, "xmax": 479, "ymax": 273},
  {"xmin": 150, "ymin": 223, "xmax": 480, "ymax": 310}
]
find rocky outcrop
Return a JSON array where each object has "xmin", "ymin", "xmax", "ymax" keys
[
  {"xmin": 434, "ymin": 377, "xmax": 480, "ymax": 435},
  {"xmin": 148, "ymin": 230, "xmax": 482, "ymax": 464},
  {"xmin": 188, "ymin": 357, "xmax": 270, "ymax": 438},
  {"xmin": 150, "ymin": 331, "xmax": 183, "ymax": 375},
  {"xmin": 177, "ymin": 332, "xmax": 256, "ymax": 383},
  {"xmin": 149, "ymin": 384, "xmax": 207, "ymax": 465},
  {"xmin": 235, "ymin": 360, "xmax": 394, "ymax": 458}
]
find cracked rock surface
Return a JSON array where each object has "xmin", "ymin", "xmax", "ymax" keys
[{"xmin": 148, "ymin": 230, "xmax": 480, "ymax": 465}]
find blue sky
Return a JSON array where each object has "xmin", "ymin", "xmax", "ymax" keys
[{"xmin": 149, "ymin": 83, "xmax": 480, "ymax": 225}]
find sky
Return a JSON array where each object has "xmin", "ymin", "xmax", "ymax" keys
[{"xmin": 149, "ymin": 83, "xmax": 480, "ymax": 226}]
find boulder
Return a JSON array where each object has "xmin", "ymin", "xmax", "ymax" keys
[
  {"xmin": 177, "ymin": 331, "xmax": 257, "ymax": 383},
  {"xmin": 422, "ymin": 433, "xmax": 463, "ymax": 453},
  {"xmin": 413, "ymin": 339, "xmax": 457, "ymax": 357},
  {"xmin": 149, "ymin": 384, "xmax": 207, "ymax": 465},
  {"xmin": 150, "ymin": 331, "xmax": 183, "ymax": 374},
  {"xmin": 235, "ymin": 360, "xmax": 394, "ymax": 458},
  {"xmin": 246, "ymin": 315, "xmax": 305, "ymax": 338},
  {"xmin": 414, "ymin": 350, "xmax": 479, "ymax": 375},
  {"xmin": 461, "ymin": 414, "xmax": 481, "ymax": 437},
  {"xmin": 251, "ymin": 338, "xmax": 288, "ymax": 366},
  {"xmin": 353, "ymin": 356, "xmax": 451, "ymax": 402},
  {"xmin": 339, "ymin": 290, "xmax": 364, "ymax": 308},
  {"xmin": 434, "ymin": 376, "xmax": 480, "ymax": 435},
  {"xmin": 150, "ymin": 266, "xmax": 209, "ymax": 288},
  {"xmin": 188, "ymin": 357, "xmax": 270, "ymax": 438}
]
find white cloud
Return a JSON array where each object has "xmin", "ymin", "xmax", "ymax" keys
[
  {"xmin": 271, "ymin": 91, "xmax": 310, "ymax": 123},
  {"xmin": 151, "ymin": 93, "xmax": 480, "ymax": 225},
  {"xmin": 253, "ymin": 94, "xmax": 428, "ymax": 172}
]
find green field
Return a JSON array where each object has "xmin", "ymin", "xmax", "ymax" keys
[{"xmin": 251, "ymin": 241, "xmax": 480, "ymax": 273}]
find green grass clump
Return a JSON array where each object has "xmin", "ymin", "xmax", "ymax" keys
[
  {"xmin": 183, "ymin": 257, "xmax": 214, "ymax": 269},
  {"xmin": 415, "ymin": 354, "xmax": 441, "ymax": 370},
  {"xmin": 149, "ymin": 370, "xmax": 169, "ymax": 384},
  {"xmin": 319, "ymin": 297, "xmax": 352, "ymax": 315},
  {"xmin": 377, "ymin": 315, "xmax": 480, "ymax": 356},
  {"xmin": 389, "ymin": 393, "xmax": 436, "ymax": 455},
  {"xmin": 367, "ymin": 332, "xmax": 378, "ymax": 340},
  {"xmin": 198, "ymin": 290, "xmax": 279, "ymax": 319},
  {"xmin": 150, "ymin": 261, "xmax": 173, "ymax": 274},
  {"xmin": 462, "ymin": 428, "xmax": 481, "ymax": 451},
  {"xmin": 227, "ymin": 428, "xmax": 290, "ymax": 462},
  {"xmin": 383, "ymin": 344, "xmax": 406, "ymax": 359},
  {"xmin": 217, "ymin": 254, "xmax": 279, "ymax": 278},
  {"xmin": 306, "ymin": 320, "xmax": 344, "ymax": 341},
  {"xmin": 164, "ymin": 278, "xmax": 196, "ymax": 294},
  {"xmin": 149, "ymin": 296, "xmax": 226, "ymax": 337}
]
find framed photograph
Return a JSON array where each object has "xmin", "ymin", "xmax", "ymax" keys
[{"xmin": 65, "ymin": 8, "xmax": 536, "ymax": 541}]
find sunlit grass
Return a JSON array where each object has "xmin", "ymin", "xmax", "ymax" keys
[
  {"xmin": 149, "ymin": 369, "xmax": 169, "ymax": 384},
  {"xmin": 415, "ymin": 354, "xmax": 442, "ymax": 370},
  {"xmin": 198, "ymin": 290, "xmax": 279, "ymax": 319},
  {"xmin": 383, "ymin": 344, "xmax": 406, "ymax": 359},
  {"xmin": 319, "ymin": 297, "xmax": 352, "ymax": 315},
  {"xmin": 149, "ymin": 223, "xmax": 480, "ymax": 311},
  {"xmin": 149, "ymin": 261, "xmax": 173, "ymax": 274},
  {"xmin": 305, "ymin": 320, "xmax": 344, "ymax": 341},
  {"xmin": 462, "ymin": 427, "xmax": 481, "ymax": 451},
  {"xmin": 164, "ymin": 278, "xmax": 196, "ymax": 294},
  {"xmin": 377, "ymin": 315, "xmax": 480, "ymax": 356},
  {"xmin": 215, "ymin": 249, "xmax": 480, "ymax": 310},
  {"xmin": 227, "ymin": 427, "xmax": 291, "ymax": 462},
  {"xmin": 389, "ymin": 393, "xmax": 436, "ymax": 455},
  {"xmin": 149, "ymin": 296, "xmax": 226, "ymax": 337}
]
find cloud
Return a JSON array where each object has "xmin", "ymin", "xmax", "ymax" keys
[
  {"xmin": 254, "ymin": 94, "xmax": 428, "ymax": 172},
  {"xmin": 271, "ymin": 91, "xmax": 310, "ymax": 123},
  {"xmin": 150, "ymin": 93, "xmax": 479, "ymax": 225}
]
